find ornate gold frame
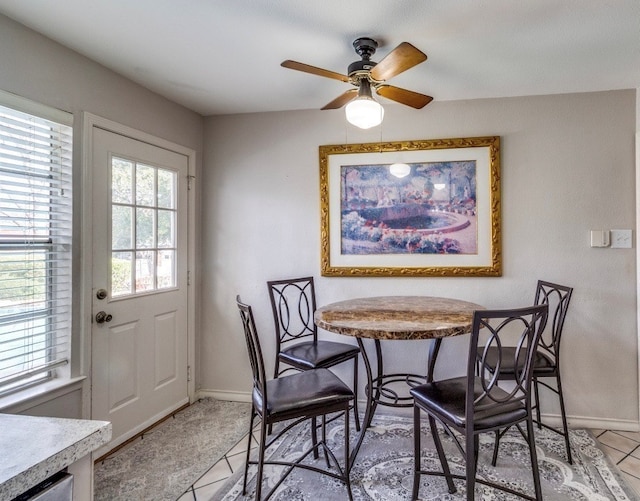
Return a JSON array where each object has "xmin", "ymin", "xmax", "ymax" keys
[{"xmin": 319, "ymin": 136, "xmax": 501, "ymax": 277}]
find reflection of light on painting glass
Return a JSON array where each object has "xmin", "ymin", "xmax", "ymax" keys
[
  {"xmin": 389, "ymin": 163, "xmax": 411, "ymax": 178},
  {"xmin": 434, "ymin": 183, "xmax": 446, "ymax": 190}
]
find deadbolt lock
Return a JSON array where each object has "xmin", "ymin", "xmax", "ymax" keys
[{"xmin": 96, "ymin": 289, "xmax": 108, "ymax": 300}]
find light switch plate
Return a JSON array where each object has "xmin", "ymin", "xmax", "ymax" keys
[
  {"xmin": 590, "ymin": 230, "xmax": 609, "ymax": 247},
  {"xmin": 610, "ymin": 229, "xmax": 632, "ymax": 248}
]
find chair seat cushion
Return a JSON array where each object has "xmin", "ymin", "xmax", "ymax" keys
[
  {"xmin": 410, "ymin": 377, "xmax": 527, "ymax": 430},
  {"xmin": 254, "ymin": 368, "xmax": 354, "ymax": 422},
  {"xmin": 279, "ymin": 340, "xmax": 360, "ymax": 370},
  {"xmin": 481, "ymin": 346, "xmax": 556, "ymax": 376}
]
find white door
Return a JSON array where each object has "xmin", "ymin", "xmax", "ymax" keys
[{"xmin": 91, "ymin": 127, "xmax": 189, "ymax": 456}]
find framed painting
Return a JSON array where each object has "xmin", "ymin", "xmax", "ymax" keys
[{"xmin": 319, "ymin": 136, "xmax": 501, "ymax": 277}]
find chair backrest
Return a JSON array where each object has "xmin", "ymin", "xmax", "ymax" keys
[
  {"xmin": 267, "ymin": 277, "xmax": 318, "ymax": 350},
  {"xmin": 534, "ymin": 280, "xmax": 573, "ymax": 361},
  {"xmin": 236, "ymin": 296, "xmax": 268, "ymax": 409},
  {"xmin": 471, "ymin": 304, "xmax": 549, "ymax": 421}
]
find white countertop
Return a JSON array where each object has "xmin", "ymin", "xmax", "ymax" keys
[{"xmin": 0, "ymin": 414, "xmax": 111, "ymax": 500}]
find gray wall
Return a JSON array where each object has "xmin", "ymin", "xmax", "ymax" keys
[
  {"xmin": 0, "ymin": 14, "xmax": 204, "ymax": 417},
  {"xmin": 0, "ymin": 12, "xmax": 637, "ymax": 429},
  {"xmin": 202, "ymin": 90, "xmax": 638, "ymax": 428}
]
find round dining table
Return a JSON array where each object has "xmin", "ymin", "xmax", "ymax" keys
[{"xmin": 314, "ymin": 295, "xmax": 485, "ymax": 467}]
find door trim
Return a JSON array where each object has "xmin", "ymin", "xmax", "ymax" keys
[{"xmin": 80, "ymin": 112, "xmax": 197, "ymax": 420}]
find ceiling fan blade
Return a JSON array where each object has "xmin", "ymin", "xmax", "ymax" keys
[
  {"xmin": 370, "ymin": 42, "xmax": 427, "ymax": 82},
  {"xmin": 376, "ymin": 85, "xmax": 433, "ymax": 109},
  {"xmin": 281, "ymin": 60, "xmax": 349, "ymax": 82},
  {"xmin": 321, "ymin": 89, "xmax": 358, "ymax": 110}
]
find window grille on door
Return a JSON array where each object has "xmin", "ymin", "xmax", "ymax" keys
[{"xmin": 110, "ymin": 158, "xmax": 177, "ymax": 297}]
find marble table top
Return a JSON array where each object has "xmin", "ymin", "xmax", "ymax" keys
[{"xmin": 314, "ymin": 296, "xmax": 485, "ymax": 340}]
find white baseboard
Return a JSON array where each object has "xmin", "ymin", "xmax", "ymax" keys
[
  {"xmin": 197, "ymin": 388, "xmax": 251, "ymax": 403},
  {"xmin": 555, "ymin": 414, "xmax": 640, "ymax": 432},
  {"xmin": 196, "ymin": 390, "xmax": 640, "ymax": 432}
]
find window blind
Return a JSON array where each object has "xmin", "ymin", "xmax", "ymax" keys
[{"xmin": 0, "ymin": 96, "xmax": 73, "ymax": 394}]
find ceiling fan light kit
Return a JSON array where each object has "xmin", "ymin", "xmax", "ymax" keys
[
  {"xmin": 345, "ymin": 78, "xmax": 384, "ymax": 129},
  {"xmin": 281, "ymin": 37, "xmax": 432, "ymax": 129},
  {"xmin": 345, "ymin": 97, "xmax": 384, "ymax": 129}
]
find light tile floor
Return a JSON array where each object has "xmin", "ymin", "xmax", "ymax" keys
[
  {"xmin": 592, "ymin": 429, "xmax": 640, "ymax": 495},
  {"xmin": 178, "ymin": 427, "xmax": 640, "ymax": 500},
  {"xmin": 177, "ymin": 427, "xmax": 259, "ymax": 501}
]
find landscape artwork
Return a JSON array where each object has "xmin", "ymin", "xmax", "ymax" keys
[
  {"xmin": 340, "ymin": 161, "xmax": 477, "ymax": 256},
  {"xmin": 319, "ymin": 136, "xmax": 501, "ymax": 277}
]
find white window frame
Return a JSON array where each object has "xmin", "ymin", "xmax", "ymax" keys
[{"xmin": 0, "ymin": 90, "xmax": 74, "ymax": 402}]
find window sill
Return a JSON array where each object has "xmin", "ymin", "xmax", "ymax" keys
[{"xmin": 0, "ymin": 376, "xmax": 86, "ymax": 414}]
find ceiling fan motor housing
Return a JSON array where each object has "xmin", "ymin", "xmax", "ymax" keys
[
  {"xmin": 352, "ymin": 37, "xmax": 378, "ymax": 59},
  {"xmin": 348, "ymin": 59, "xmax": 377, "ymax": 76},
  {"xmin": 349, "ymin": 37, "xmax": 379, "ymax": 83}
]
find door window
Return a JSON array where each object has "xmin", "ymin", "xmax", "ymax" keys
[{"xmin": 111, "ymin": 158, "xmax": 177, "ymax": 297}]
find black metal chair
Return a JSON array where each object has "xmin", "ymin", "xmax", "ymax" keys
[
  {"xmin": 411, "ymin": 304, "xmax": 549, "ymax": 501},
  {"xmin": 236, "ymin": 296, "xmax": 354, "ymax": 501},
  {"xmin": 267, "ymin": 277, "xmax": 361, "ymax": 431},
  {"xmin": 481, "ymin": 280, "xmax": 574, "ymax": 464}
]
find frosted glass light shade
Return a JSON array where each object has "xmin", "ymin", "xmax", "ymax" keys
[
  {"xmin": 345, "ymin": 97, "xmax": 384, "ymax": 129},
  {"xmin": 389, "ymin": 163, "xmax": 411, "ymax": 178}
]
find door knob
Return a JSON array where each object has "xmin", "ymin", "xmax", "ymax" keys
[{"xmin": 95, "ymin": 311, "xmax": 113, "ymax": 324}]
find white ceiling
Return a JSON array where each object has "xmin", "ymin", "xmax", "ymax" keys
[{"xmin": 0, "ymin": 0, "xmax": 638, "ymax": 117}]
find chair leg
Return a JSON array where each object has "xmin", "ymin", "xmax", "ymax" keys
[
  {"xmin": 412, "ymin": 405, "xmax": 422, "ymax": 501},
  {"xmin": 533, "ymin": 377, "xmax": 542, "ymax": 429},
  {"xmin": 344, "ymin": 407, "xmax": 354, "ymax": 501},
  {"xmin": 429, "ymin": 414, "xmax": 455, "ymax": 494},
  {"xmin": 321, "ymin": 414, "xmax": 331, "ymax": 468},
  {"xmin": 311, "ymin": 416, "xmax": 319, "ymax": 460},
  {"xmin": 267, "ymin": 362, "xmax": 280, "ymax": 437},
  {"xmin": 490, "ymin": 426, "xmax": 512, "ymax": 467},
  {"xmin": 491, "ymin": 430, "xmax": 500, "ymax": 466},
  {"xmin": 465, "ymin": 431, "xmax": 477, "ymax": 501},
  {"xmin": 353, "ymin": 356, "xmax": 361, "ymax": 432},
  {"xmin": 254, "ymin": 417, "xmax": 268, "ymax": 501},
  {"xmin": 555, "ymin": 372, "xmax": 573, "ymax": 464},
  {"xmin": 242, "ymin": 410, "xmax": 256, "ymax": 495},
  {"xmin": 473, "ymin": 434, "xmax": 479, "ymax": 468},
  {"xmin": 526, "ymin": 416, "xmax": 543, "ymax": 501}
]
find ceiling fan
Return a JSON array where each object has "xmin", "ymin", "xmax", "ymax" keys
[{"xmin": 281, "ymin": 37, "xmax": 433, "ymax": 128}]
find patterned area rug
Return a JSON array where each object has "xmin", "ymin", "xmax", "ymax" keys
[
  {"xmin": 94, "ymin": 398, "xmax": 251, "ymax": 501},
  {"xmin": 212, "ymin": 413, "xmax": 638, "ymax": 500}
]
